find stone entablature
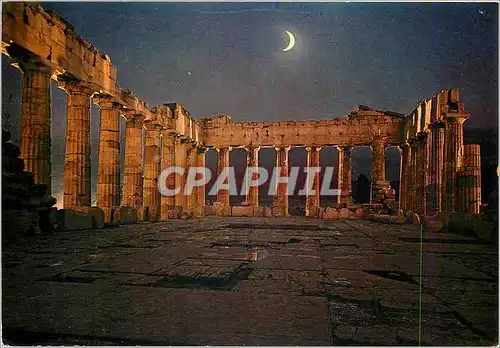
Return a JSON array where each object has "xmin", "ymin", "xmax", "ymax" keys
[
  {"xmin": 2, "ymin": 2, "xmax": 483, "ymax": 225},
  {"xmin": 2, "ymin": 3, "xmax": 203, "ymax": 144},
  {"xmin": 201, "ymin": 108, "xmax": 405, "ymax": 147}
]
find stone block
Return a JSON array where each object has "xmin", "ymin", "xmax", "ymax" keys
[
  {"xmin": 323, "ymin": 207, "xmax": 339, "ymax": 220},
  {"xmin": 214, "ymin": 202, "xmax": 231, "ymax": 216},
  {"xmin": 118, "ymin": 206, "xmax": 138, "ymax": 224},
  {"xmin": 339, "ymin": 208, "xmax": 349, "ymax": 219},
  {"xmin": 318, "ymin": 207, "xmax": 326, "ymax": 219},
  {"xmin": 232, "ymin": 206, "xmax": 255, "ymax": 217},
  {"xmin": 204, "ymin": 205, "xmax": 216, "ymax": 216},
  {"xmin": 263, "ymin": 207, "xmax": 272, "ymax": 217},
  {"xmin": 355, "ymin": 208, "xmax": 366, "ymax": 219},
  {"xmin": 138, "ymin": 206, "xmax": 149, "ymax": 221},
  {"xmin": 57, "ymin": 209, "xmax": 93, "ymax": 231},
  {"xmin": 253, "ymin": 207, "xmax": 264, "ymax": 217}
]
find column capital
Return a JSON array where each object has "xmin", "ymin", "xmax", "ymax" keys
[
  {"xmin": 336, "ymin": 145, "xmax": 353, "ymax": 152},
  {"xmin": 444, "ymin": 112, "xmax": 470, "ymax": 124},
  {"xmin": 143, "ymin": 119, "xmax": 163, "ymax": 131},
  {"xmin": 196, "ymin": 145, "xmax": 208, "ymax": 154},
  {"xmin": 305, "ymin": 146, "xmax": 321, "ymax": 152},
  {"xmin": 93, "ymin": 94, "xmax": 124, "ymax": 110},
  {"xmin": 215, "ymin": 146, "xmax": 232, "ymax": 153},
  {"xmin": 57, "ymin": 77, "xmax": 95, "ymax": 96},
  {"xmin": 245, "ymin": 145, "xmax": 261, "ymax": 152},
  {"xmin": 123, "ymin": 109, "xmax": 145, "ymax": 122},
  {"xmin": 275, "ymin": 145, "xmax": 291, "ymax": 152}
]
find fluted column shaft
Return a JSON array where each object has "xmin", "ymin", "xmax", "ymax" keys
[
  {"xmin": 216, "ymin": 147, "xmax": 231, "ymax": 207},
  {"xmin": 195, "ymin": 147, "xmax": 206, "ymax": 217},
  {"xmin": 61, "ymin": 81, "xmax": 93, "ymax": 209},
  {"xmin": 19, "ymin": 60, "xmax": 52, "ymax": 193},
  {"xmin": 186, "ymin": 145, "xmax": 197, "ymax": 215},
  {"xmin": 245, "ymin": 146, "xmax": 260, "ymax": 207},
  {"xmin": 416, "ymin": 132, "xmax": 429, "ymax": 215},
  {"xmin": 305, "ymin": 146, "xmax": 321, "ymax": 216},
  {"xmin": 95, "ymin": 97, "xmax": 121, "ymax": 222},
  {"xmin": 143, "ymin": 126, "xmax": 161, "ymax": 213},
  {"xmin": 160, "ymin": 131, "xmax": 175, "ymax": 220},
  {"xmin": 175, "ymin": 138, "xmax": 187, "ymax": 212},
  {"xmin": 408, "ymin": 138, "xmax": 418, "ymax": 213},
  {"xmin": 443, "ymin": 115, "xmax": 468, "ymax": 213},
  {"xmin": 337, "ymin": 146, "xmax": 353, "ymax": 205},
  {"xmin": 273, "ymin": 146, "xmax": 290, "ymax": 217},
  {"xmin": 428, "ymin": 122, "xmax": 445, "ymax": 215},
  {"xmin": 122, "ymin": 115, "xmax": 144, "ymax": 206},
  {"xmin": 370, "ymin": 135, "xmax": 387, "ymax": 203},
  {"xmin": 399, "ymin": 143, "xmax": 411, "ymax": 212}
]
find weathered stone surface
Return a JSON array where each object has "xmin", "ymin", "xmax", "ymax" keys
[
  {"xmin": 204, "ymin": 205, "xmax": 216, "ymax": 216},
  {"xmin": 339, "ymin": 208, "xmax": 349, "ymax": 219},
  {"xmin": 323, "ymin": 207, "xmax": 339, "ymax": 220},
  {"xmin": 117, "ymin": 206, "xmax": 138, "ymax": 224},
  {"xmin": 57, "ymin": 209, "xmax": 93, "ymax": 231}
]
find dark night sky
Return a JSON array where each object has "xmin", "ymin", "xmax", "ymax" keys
[{"xmin": 2, "ymin": 2, "xmax": 498, "ymax": 205}]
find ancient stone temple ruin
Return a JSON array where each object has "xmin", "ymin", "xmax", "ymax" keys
[{"xmin": 2, "ymin": 3, "xmax": 482, "ymax": 229}]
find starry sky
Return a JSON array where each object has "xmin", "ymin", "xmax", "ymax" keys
[{"xmin": 2, "ymin": 2, "xmax": 498, "ymax": 205}]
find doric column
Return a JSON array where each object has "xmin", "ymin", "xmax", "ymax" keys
[
  {"xmin": 59, "ymin": 80, "xmax": 94, "ymax": 209},
  {"xmin": 245, "ymin": 145, "xmax": 260, "ymax": 207},
  {"xmin": 443, "ymin": 113, "xmax": 469, "ymax": 213},
  {"xmin": 143, "ymin": 123, "xmax": 162, "ymax": 219},
  {"xmin": 216, "ymin": 147, "xmax": 231, "ymax": 208},
  {"xmin": 305, "ymin": 146, "xmax": 321, "ymax": 217},
  {"xmin": 194, "ymin": 146, "xmax": 207, "ymax": 217},
  {"xmin": 370, "ymin": 135, "xmax": 388, "ymax": 203},
  {"xmin": 457, "ymin": 144, "xmax": 481, "ymax": 214},
  {"xmin": 408, "ymin": 137, "xmax": 418, "ymax": 213},
  {"xmin": 399, "ymin": 142, "xmax": 411, "ymax": 213},
  {"xmin": 17, "ymin": 57, "xmax": 53, "ymax": 193},
  {"xmin": 175, "ymin": 137, "xmax": 188, "ymax": 213},
  {"xmin": 428, "ymin": 122, "xmax": 445, "ymax": 215},
  {"xmin": 273, "ymin": 145, "xmax": 290, "ymax": 217},
  {"xmin": 337, "ymin": 146, "xmax": 353, "ymax": 205},
  {"xmin": 94, "ymin": 95, "xmax": 122, "ymax": 222},
  {"xmin": 416, "ymin": 132, "xmax": 429, "ymax": 215},
  {"xmin": 122, "ymin": 113, "xmax": 144, "ymax": 207},
  {"xmin": 186, "ymin": 143, "xmax": 198, "ymax": 215},
  {"xmin": 160, "ymin": 130, "xmax": 175, "ymax": 220}
]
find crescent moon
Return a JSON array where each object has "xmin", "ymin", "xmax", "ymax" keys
[{"xmin": 282, "ymin": 31, "xmax": 295, "ymax": 52}]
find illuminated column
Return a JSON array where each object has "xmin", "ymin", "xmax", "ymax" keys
[
  {"xmin": 186, "ymin": 143, "xmax": 198, "ymax": 215},
  {"xmin": 17, "ymin": 57, "xmax": 53, "ymax": 193},
  {"xmin": 370, "ymin": 135, "xmax": 388, "ymax": 203},
  {"xmin": 194, "ymin": 146, "xmax": 207, "ymax": 217},
  {"xmin": 273, "ymin": 145, "xmax": 290, "ymax": 217},
  {"xmin": 337, "ymin": 146, "xmax": 353, "ymax": 205},
  {"xmin": 160, "ymin": 130, "xmax": 175, "ymax": 220},
  {"xmin": 399, "ymin": 142, "xmax": 410, "ymax": 212},
  {"xmin": 122, "ymin": 113, "xmax": 144, "ymax": 207},
  {"xmin": 427, "ymin": 122, "xmax": 445, "ymax": 215},
  {"xmin": 94, "ymin": 95, "xmax": 122, "ymax": 222},
  {"xmin": 216, "ymin": 147, "xmax": 231, "ymax": 212},
  {"xmin": 457, "ymin": 144, "xmax": 481, "ymax": 214},
  {"xmin": 245, "ymin": 145, "xmax": 260, "ymax": 207},
  {"xmin": 443, "ymin": 113, "xmax": 469, "ymax": 213},
  {"xmin": 305, "ymin": 146, "xmax": 321, "ymax": 217},
  {"xmin": 408, "ymin": 137, "xmax": 418, "ymax": 213},
  {"xmin": 175, "ymin": 137, "xmax": 188, "ymax": 213},
  {"xmin": 143, "ymin": 123, "xmax": 161, "ymax": 220},
  {"xmin": 416, "ymin": 131, "xmax": 429, "ymax": 215},
  {"xmin": 59, "ymin": 80, "xmax": 94, "ymax": 209}
]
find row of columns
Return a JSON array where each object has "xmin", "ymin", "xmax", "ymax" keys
[
  {"xmin": 211, "ymin": 144, "xmax": 374, "ymax": 217},
  {"xmin": 16, "ymin": 59, "xmax": 207, "ymax": 223},
  {"xmin": 399, "ymin": 113, "xmax": 475, "ymax": 216}
]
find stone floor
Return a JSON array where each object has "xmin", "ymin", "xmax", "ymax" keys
[{"xmin": 2, "ymin": 217, "xmax": 498, "ymax": 345}]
